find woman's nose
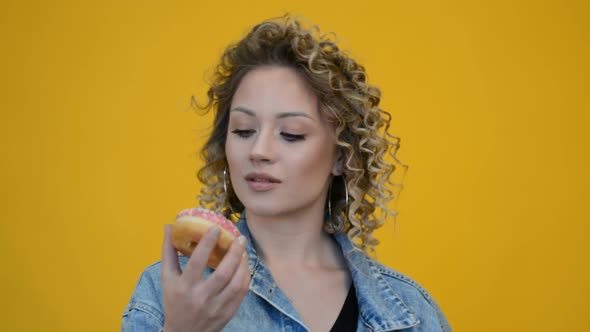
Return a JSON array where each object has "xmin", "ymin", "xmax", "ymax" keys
[{"xmin": 249, "ymin": 130, "xmax": 276, "ymax": 163}]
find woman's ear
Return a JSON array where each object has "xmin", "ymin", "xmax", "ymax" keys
[{"xmin": 331, "ymin": 149, "xmax": 344, "ymax": 176}]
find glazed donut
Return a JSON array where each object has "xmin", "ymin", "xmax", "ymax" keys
[{"xmin": 171, "ymin": 208, "xmax": 242, "ymax": 269}]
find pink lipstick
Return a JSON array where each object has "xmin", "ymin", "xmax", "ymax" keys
[{"xmin": 245, "ymin": 172, "xmax": 281, "ymax": 192}]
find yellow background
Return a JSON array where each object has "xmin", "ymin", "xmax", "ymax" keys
[{"xmin": 2, "ymin": 0, "xmax": 588, "ymax": 331}]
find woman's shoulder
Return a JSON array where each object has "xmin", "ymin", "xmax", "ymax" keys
[
  {"xmin": 333, "ymin": 232, "xmax": 451, "ymax": 330},
  {"xmin": 366, "ymin": 258, "xmax": 452, "ymax": 331},
  {"xmin": 122, "ymin": 256, "xmax": 191, "ymax": 329},
  {"xmin": 127, "ymin": 255, "xmax": 192, "ymax": 298},
  {"xmin": 368, "ymin": 259, "xmax": 438, "ymax": 304}
]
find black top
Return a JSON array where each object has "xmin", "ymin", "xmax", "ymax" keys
[{"xmin": 330, "ymin": 284, "xmax": 359, "ymax": 332}]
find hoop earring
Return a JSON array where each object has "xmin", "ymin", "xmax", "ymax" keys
[
  {"xmin": 328, "ymin": 176, "xmax": 349, "ymax": 219},
  {"xmin": 223, "ymin": 167, "xmax": 236, "ymax": 215}
]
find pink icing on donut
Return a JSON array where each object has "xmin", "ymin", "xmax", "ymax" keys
[{"xmin": 175, "ymin": 208, "xmax": 241, "ymax": 237}]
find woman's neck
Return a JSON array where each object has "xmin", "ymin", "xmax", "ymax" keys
[{"xmin": 245, "ymin": 208, "xmax": 344, "ymax": 269}]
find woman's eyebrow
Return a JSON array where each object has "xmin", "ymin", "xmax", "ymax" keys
[
  {"xmin": 277, "ymin": 111, "xmax": 314, "ymax": 120},
  {"xmin": 231, "ymin": 106, "xmax": 315, "ymax": 120},
  {"xmin": 230, "ymin": 107, "xmax": 256, "ymax": 116}
]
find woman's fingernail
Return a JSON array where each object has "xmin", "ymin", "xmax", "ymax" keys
[
  {"xmin": 209, "ymin": 226, "xmax": 220, "ymax": 238},
  {"xmin": 238, "ymin": 236, "xmax": 246, "ymax": 246}
]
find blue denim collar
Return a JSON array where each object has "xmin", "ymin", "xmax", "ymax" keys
[{"xmin": 235, "ymin": 213, "xmax": 419, "ymax": 332}]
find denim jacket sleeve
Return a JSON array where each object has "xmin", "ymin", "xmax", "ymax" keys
[{"xmin": 122, "ymin": 262, "xmax": 165, "ymax": 332}]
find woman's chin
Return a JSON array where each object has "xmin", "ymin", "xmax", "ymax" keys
[
  {"xmin": 242, "ymin": 204, "xmax": 293, "ymax": 219},
  {"xmin": 244, "ymin": 207, "xmax": 284, "ymax": 219}
]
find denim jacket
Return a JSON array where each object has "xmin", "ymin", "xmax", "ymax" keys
[{"xmin": 122, "ymin": 216, "xmax": 451, "ymax": 332}]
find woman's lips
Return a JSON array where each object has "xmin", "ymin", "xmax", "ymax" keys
[{"xmin": 245, "ymin": 173, "xmax": 281, "ymax": 192}]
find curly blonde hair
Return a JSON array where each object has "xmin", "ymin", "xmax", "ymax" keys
[{"xmin": 193, "ymin": 14, "xmax": 407, "ymax": 254}]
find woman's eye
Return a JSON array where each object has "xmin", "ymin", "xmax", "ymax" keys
[
  {"xmin": 231, "ymin": 129, "xmax": 255, "ymax": 138},
  {"xmin": 281, "ymin": 132, "xmax": 306, "ymax": 142}
]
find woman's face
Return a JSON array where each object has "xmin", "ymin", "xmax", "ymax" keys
[{"xmin": 225, "ymin": 65, "xmax": 340, "ymax": 219}]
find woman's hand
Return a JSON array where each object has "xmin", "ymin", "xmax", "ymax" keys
[{"xmin": 160, "ymin": 224, "xmax": 251, "ymax": 332}]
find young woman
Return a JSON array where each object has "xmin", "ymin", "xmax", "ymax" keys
[{"xmin": 123, "ymin": 15, "xmax": 451, "ymax": 332}]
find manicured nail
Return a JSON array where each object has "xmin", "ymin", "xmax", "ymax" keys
[
  {"xmin": 238, "ymin": 236, "xmax": 246, "ymax": 246},
  {"xmin": 209, "ymin": 226, "xmax": 220, "ymax": 238}
]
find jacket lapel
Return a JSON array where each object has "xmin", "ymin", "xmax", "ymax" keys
[{"xmin": 334, "ymin": 233, "xmax": 419, "ymax": 332}]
